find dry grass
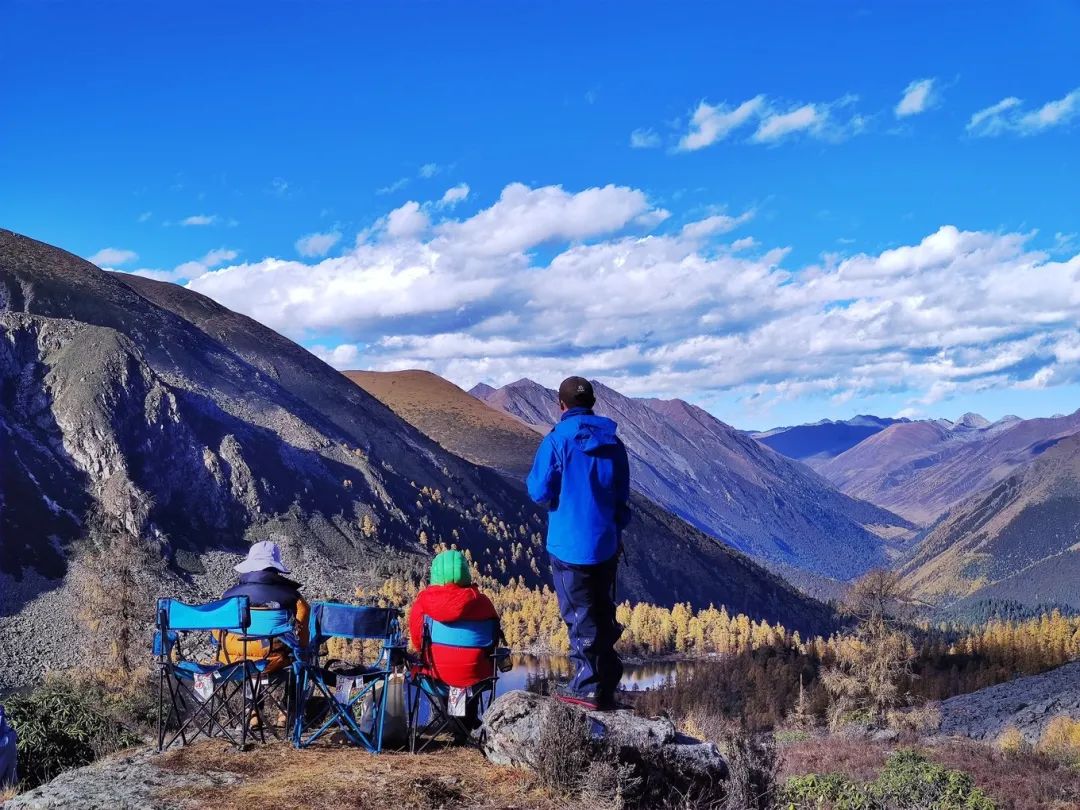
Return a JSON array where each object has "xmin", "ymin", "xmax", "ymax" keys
[
  {"xmin": 1, "ymin": 783, "xmax": 19, "ymax": 803},
  {"xmin": 778, "ymin": 736, "xmax": 1080, "ymax": 810},
  {"xmin": 1037, "ymin": 715, "xmax": 1080, "ymax": 766},
  {"xmin": 158, "ymin": 740, "xmax": 570, "ymax": 810},
  {"xmin": 996, "ymin": 726, "xmax": 1030, "ymax": 756}
]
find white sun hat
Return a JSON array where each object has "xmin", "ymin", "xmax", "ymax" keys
[{"xmin": 234, "ymin": 540, "xmax": 290, "ymax": 574}]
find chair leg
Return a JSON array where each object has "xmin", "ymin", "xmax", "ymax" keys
[
  {"xmin": 157, "ymin": 667, "xmax": 165, "ymax": 752},
  {"xmin": 408, "ymin": 683, "xmax": 419, "ymax": 755}
]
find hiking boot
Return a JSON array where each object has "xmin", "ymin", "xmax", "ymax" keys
[
  {"xmin": 594, "ymin": 694, "xmax": 630, "ymax": 712},
  {"xmin": 553, "ymin": 687, "xmax": 598, "ymax": 710}
]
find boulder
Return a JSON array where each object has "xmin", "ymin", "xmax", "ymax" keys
[{"xmin": 481, "ymin": 690, "xmax": 727, "ymax": 801}]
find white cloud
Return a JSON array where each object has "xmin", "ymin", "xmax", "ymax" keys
[
  {"xmin": 437, "ymin": 183, "xmax": 470, "ymax": 209},
  {"xmin": 752, "ymin": 104, "xmax": 823, "ymax": 143},
  {"xmin": 376, "ymin": 177, "xmax": 409, "ymax": 195},
  {"xmin": 677, "ymin": 94, "xmax": 865, "ymax": 149},
  {"xmin": 437, "ymin": 182, "xmax": 660, "ymax": 256},
  {"xmin": 968, "ymin": 89, "xmax": 1080, "ymax": 136},
  {"xmin": 201, "ymin": 248, "xmax": 239, "ymax": 268},
  {"xmin": 181, "ymin": 214, "xmax": 218, "ymax": 226},
  {"xmin": 295, "ymin": 231, "xmax": 343, "ymax": 258},
  {"xmin": 895, "ymin": 78, "xmax": 938, "ymax": 117},
  {"xmin": 678, "ymin": 96, "xmax": 765, "ymax": 150},
  {"xmin": 385, "ymin": 201, "xmax": 430, "ymax": 239},
  {"xmin": 270, "ymin": 177, "xmax": 290, "ymax": 197},
  {"xmin": 629, "ymin": 128, "xmax": 661, "ymax": 149},
  {"xmin": 680, "ymin": 210, "xmax": 754, "ymax": 240},
  {"xmin": 89, "ymin": 247, "xmax": 137, "ymax": 267},
  {"xmin": 126, "ymin": 247, "xmax": 239, "ymax": 283},
  {"xmin": 419, "ymin": 163, "xmax": 440, "ymax": 178},
  {"xmin": 311, "ymin": 343, "xmax": 363, "ymax": 368},
  {"xmin": 137, "ymin": 211, "xmax": 152, "ymax": 223},
  {"xmin": 183, "ymin": 182, "xmax": 1080, "ymax": 412},
  {"xmin": 1019, "ymin": 89, "xmax": 1080, "ymax": 132}
]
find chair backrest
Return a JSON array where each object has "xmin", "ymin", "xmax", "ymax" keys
[
  {"xmin": 308, "ymin": 602, "xmax": 399, "ymax": 646},
  {"xmin": 426, "ymin": 617, "xmax": 499, "ymax": 649},
  {"xmin": 242, "ymin": 607, "xmax": 296, "ymax": 639},
  {"xmin": 157, "ymin": 596, "xmax": 250, "ymax": 633}
]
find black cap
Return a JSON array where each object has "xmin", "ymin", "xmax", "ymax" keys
[{"xmin": 558, "ymin": 376, "xmax": 595, "ymax": 408}]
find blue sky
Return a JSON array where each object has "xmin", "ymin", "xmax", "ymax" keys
[{"xmin": 3, "ymin": 1, "xmax": 1079, "ymax": 429}]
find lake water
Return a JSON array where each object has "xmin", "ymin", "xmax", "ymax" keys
[{"xmin": 494, "ymin": 654, "xmax": 691, "ymax": 695}]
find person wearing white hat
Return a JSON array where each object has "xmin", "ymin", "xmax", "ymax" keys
[{"xmin": 217, "ymin": 541, "xmax": 310, "ymax": 673}]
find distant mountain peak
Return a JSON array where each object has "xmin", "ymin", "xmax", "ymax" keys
[
  {"xmin": 468, "ymin": 382, "xmax": 496, "ymax": 400},
  {"xmin": 954, "ymin": 412, "xmax": 991, "ymax": 430}
]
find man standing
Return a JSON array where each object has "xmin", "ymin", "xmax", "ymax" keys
[{"xmin": 527, "ymin": 376, "xmax": 631, "ymax": 710}]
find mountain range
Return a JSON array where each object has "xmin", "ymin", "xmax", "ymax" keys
[
  {"xmin": 6, "ymin": 224, "xmax": 1077, "ymax": 689},
  {"xmin": 0, "ymin": 229, "xmax": 831, "ymax": 687},
  {"xmin": 753, "ymin": 415, "xmax": 908, "ymax": 464},
  {"xmin": 814, "ymin": 410, "xmax": 1080, "ymax": 524},
  {"xmin": 472, "ymin": 379, "xmax": 913, "ymax": 583}
]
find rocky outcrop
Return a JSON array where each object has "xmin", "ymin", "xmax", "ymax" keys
[
  {"xmin": 481, "ymin": 690, "xmax": 727, "ymax": 801},
  {"xmin": 937, "ymin": 660, "xmax": 1080, "ymax": 743},
  {"xmin": 4, "ymin": 749, "xmax": 237, "ymax": 809}
]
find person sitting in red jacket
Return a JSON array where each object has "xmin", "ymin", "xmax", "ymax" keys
[{"xmin": 408, "ymin": 550, "xmax": 499, "ymax": 689}]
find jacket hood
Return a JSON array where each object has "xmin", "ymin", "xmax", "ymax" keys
[
  {"xmin": 558, "ymin": 412, "xmax": 620, "ymax": 455},
  {"xmin": 420, "ymin": 584, "xmax": 490, "ymax": 623},
  {"xmin": 238, "ymin": 569, "xmax": 302, "ymax": 591}
]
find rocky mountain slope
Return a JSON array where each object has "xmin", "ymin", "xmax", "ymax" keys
[
  {"xmin": 473, "ymin": 379, "xmax": 912, "ymax": 582},
  {"xmin": 898, "ymin": 432, "xmax": 1080, "ymax": 609},
  {"xmin": 753, "ymin": 415, "xmax": 906, "ymax": 466},
  {"xmin": 817, "ymin": 411, "xmax": 1080, "ymax": 524},
  {"xmin": 937, "ymin": 659, "xmax": 1080, "ymax": 744},
  {"xmin": 350, "ymin": 370, "xmax": 833, "ymax": 631}
]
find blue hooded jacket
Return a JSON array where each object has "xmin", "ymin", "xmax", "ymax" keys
[{"xmin": 527, "ymin": 407, "xmax": 632, "ymax": 565}]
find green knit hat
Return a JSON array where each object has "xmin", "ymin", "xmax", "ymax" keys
[{"xmin": 430, "ymin": 549, "xmax": 471, "ymax": 586}]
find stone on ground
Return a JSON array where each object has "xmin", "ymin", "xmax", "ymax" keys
[{"xmin": 481, "ymin": 689, "xmax": 727, "ymax": 797}]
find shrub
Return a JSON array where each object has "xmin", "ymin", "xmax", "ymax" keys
[
  {"xmin": 718, "ymin": 726, "xmax": 779, "ymax": 810},
  {"xmin": 782, "ymin": 772, "xmax": 873, "ymax": 809},
  {"xmin": 535, "ymin": 700, "xmax": 593, "ymax": 794},
  {"xmin": 872, "ymin": 749, "xmax": 995, "ymax": 809},
  {"xmin": 1037, "ymin": 715, "xmax": 1080, "ymax": 767},
  {"xmin": 5, "ymin": 676, "xmax": 144, "ymax": 788},
  {"xmin": 886, "ymin": 703, "xmax": 941, "ymax": 736},
  {"xmin": 995, "ymin": 726, "xmax": 1030, "ymax": 757},
  {"xmin": 781, "ymin": 749, "xmax": 996, "ymax": 809},
  {"xmin": 775, "ymin": 728, "xmax": 814, "ymax": 745}
]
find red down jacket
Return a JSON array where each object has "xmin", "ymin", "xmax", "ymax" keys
[{"xmin": 408, "ymin": 584, "xmax": 499, "ymax": 688}]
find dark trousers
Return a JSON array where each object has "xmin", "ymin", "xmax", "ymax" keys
[{"xmin": 550, "ymin": 554, "xmax": 624, "ymax": 700}]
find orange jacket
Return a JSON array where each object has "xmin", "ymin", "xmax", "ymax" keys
[{"xmin": 217, "ymin": 599, "xmax": 310, "ymax": 673}]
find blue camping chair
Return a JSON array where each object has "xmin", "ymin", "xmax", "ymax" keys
[
  {"xmin": 223, "ymin": 606, "xmax": 302, "ymax": 744},
  {"xmin": 293, "ymin": 602, "xmax": 403, "ymax": 752},
  {"xmin": 407, "ymin": 617, "xmax": 510, "ymax": 753},
  {"xmin": 155, "ymin": 596, "xmax": 300, "ymax": 750}
]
